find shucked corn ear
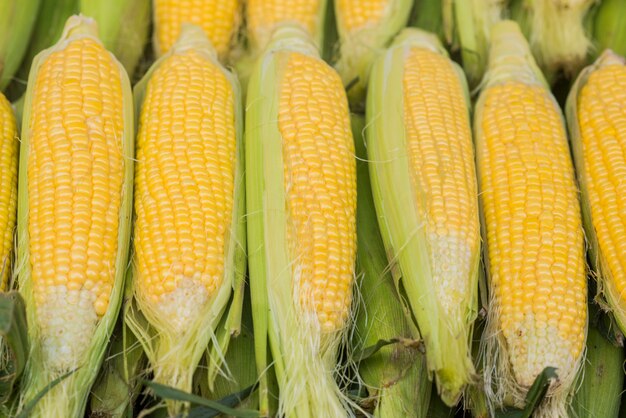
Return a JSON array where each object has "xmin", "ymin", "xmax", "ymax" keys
[
  {"xmin": 351, "ymin": 114, "xmax": 431, "ymax": 418},
  {"xmin": 333, "ymin": 0, "xmax": 412, "ymax": 108},
  {"xmin": 0, "ymin": 0, "xmax": 41, "ymax": 91},
  {"xmin": 510, "ymin": 0, "xmax": 595, "ymax": 79},
  {"xmin": 476, "ymin": 21, "xmax": 587, "ymax": 417},
  {"xmin": 80, "ymin": 0, "xmax": 151, "ymax": 77},
  {"xmin": 15, "ymin": 15, "xmax": 134, "ymax": 418},
  {"xmin": 443, "ymin": 0, "xmax": 505, "ymax": 87},
  {"xmin": 365, "ymin": 28, "xmax": 480, "ymax": 406},
  {"xmin": 246, "ymin": 25, "xmax": 357, "ymax": 417},
  {"xmin": 0, "ymin": 92, "xmax": 17, "ymax": 290},
  {"xmin": 245, "ymin": 0, "xmax": 328, "ymax": 57},
  {"xmin": 566, "ymin": 50, "xmax": 626, "ymax": 335},
  {"xmin": 153, "ymin": 0, "xmax": 240, "ymax": 59},
  {"xmin": 125, "ymin": 23, "xmax": 246, "ymax": 416}
]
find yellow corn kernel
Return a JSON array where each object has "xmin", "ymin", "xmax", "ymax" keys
[
  {"xmin": 278, "ymin": 52, "xmax": 356, "ymax": 333},
  {"xmin": 404, "ymin": 47, "xmax": 479, "ymax": 316},
  {"xmin": 134, "ymin": 48, "xmax": 236, "ymax": 333},
  {"xmin": 27, "ymin": 36, "xmax": 124, "ymax": 370},
  {"xmin": 478, "ymin": 81, "xmax": 586, "ymax": 386},
  {"xmin": 577, "ymin": 61, "xmax": 626, "ymax": 309},
  {"xmin": 247, "ymin": 0, "xmax": 323, "ymax": 51},
  {"xmin": 0, "ymin": 94, "xmax": 17, "ymax": 290},
  {"xmin": 335, "ymin": 0, "xmax": 388, "ymax": 32},
  {"xmin": 154, "ymin": 0, "xmax": 239, "ymax": 56}
]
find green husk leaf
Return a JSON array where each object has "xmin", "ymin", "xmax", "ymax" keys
[
  {"xmin": 80, "ymin": 0, "xmax": 150, "ymax": 78},
  {"xmin": 511, "ymin": 0, "xmax": 596, "ymax": 81},
  {"xmin": 0, "ymin": 292, "xmax": 28, "ymax": 403},
  {"xmin": 571, "ymin": 326, "xmax": 624, "ymax": 418},
  {"xmin": 144, "ymin": 381, "xmax": 259, "ymax": 418},
  {"xmin": 16, "ymin": 15, "xmax": 134, "ymax": 418},
  {"xmin": 410, "ymin": 0, "xmax": 445, "ymax": 41},
  {"xmin": 593, "ymin": 0, "xmax": 626, "ymax": 58},
  {"xmin": 6, "ymin": 0, "xmax": 78, "ymax": 100},
  {"xmin": 365, "ymin": 27, "xmax": 479, "ymax": 406},
  {"xmin": 125, "ymin": 24, "xmax": 246, "ymax": 417},
  {"xmin": 426, "ymin": 390, "xmax": 456, "ymax": 418},
  {"xmin": 15, "ymin": 369, "xmax": 77, "ymax": 418},
  {"xmin": 334, "ymin": 0, "xmax": 413, "ymax": 109},
  {"xmin": 351, "ymin": 113, "xmax": 431, "ymax": 417},
  {"xmin": 0, "ymin": 0, "xmax": 41, "ymax": 91}
]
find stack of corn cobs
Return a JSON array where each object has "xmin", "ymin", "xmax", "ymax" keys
[{"xmin": 2, "ymin": 0, "xmax": 626, "ymax": 417}]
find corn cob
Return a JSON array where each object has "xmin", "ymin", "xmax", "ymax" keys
[
  {"xmin": 246, "ymin": 0, "xmax": 327, "ymax": 56},
  {"xmin": 443, "ymin": 0, "xmax": 505, "ymax": 88},
  {"xmin": 511, "ymin": 0, "xmax": 595, "ymax": 79},
  {"xmin": 366, "ymin": 28, "xmax": 480, "ymax": 406},
  {"xmin": 593, "ymin": 0, "xmax": 626, "ymax": 59},
  {"xmin": 125, "ymin": 23, "xmax": 245, "ymax": 416},
  {"xmin": 571, "ymin": 325, "xmax": 624, "ymax": 417},
  {"xmin": 333, "ymin": 0, "xmax": 412, "ymax": 108},
  {"xmin": 80, "ymin": 0, "xmax": 151, "ymax": 78},
  {"xmin": 16, "ymin": 15, "xmax": 134, "ymax": 418},
  {"xmin": 246, "ymin": 24, "xmax": 356, "ymax": 417},
  {"xmin": 153, "ymin": 0, "xmax": 240, "ymax": 59},
  {"xmin": 351, "ymin": 114, "xmax": 431, "ymax": 417},
  {"xmin": 0, "ymin": 0, "xmax": 41, "ymax": 91},
  {"xmin": 566, "ymin": 50, "xmax": 626, "ymax": 334},
  {"xmin": 0, "ymin": 92, "xmax": 17, "ymax": 290},
  {"xmin": 476, "ymin": 20, "xmax": 587, "ymax": 417}
]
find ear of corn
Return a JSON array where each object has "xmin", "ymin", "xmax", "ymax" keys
[
  {"xmin": 365, "ymin": 28, "xmax": 480, "ymax": 406},
  {"xmin": 445, "ymin": 0, "xmax": 505, "ymax": 87},
  {"xmin": 153, "ymin": 0, "xmax": 240, "ymax": 59},
  {"xmin": 16, "ymin": 15, "xmax": 134, "ymax": 417},
  {"xmin": 125, "ymin": 23, "xmax": 246, "ymax": 416},
  {"xmin": 566, "ymin": 50, "xmax": 626, "ymax": 337},
  {"xmin": 593, "ymin": 0, "xmax": 626, "ymax": 59},
  {"xmin": 246, "ymin": 24, "xmax": 357, "ymax": 417},
  {"xmin": 246, "ymin": 0, "xmax": 327, "ymax": 57},
  {"xmin": 476, "ymin": 20, "xmax": 587, "ymax": 417},
  {"xmin": 571, "ymin": 325, "xmax": 624, "ymax": 418},
  {"xmin": 0, "ymin": 92, "xmax": 17, "ymax": 290},
  {"xmin": 80, "ymin": 0, "xmax": 151, "ymax": 78},
  {"xmin": 351, "ymin": 114, "xmax": 431, "ymax": 418},
  {"xmin": 0, "ymin": 0, "xmax": 41, "ymax": 91},
  {"xmin": 511, "ymin": 0, "xmax": 595, "ymax": 80},
  {"xmin": 333, "ymin": 0, "xmax": 412, "ymax": 108}
]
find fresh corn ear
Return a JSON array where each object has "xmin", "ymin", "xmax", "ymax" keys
[
  {"xmin": 333, "ymin": 0, "xmax": 412, "ymax": 108},
  {"xmin": 443, "ymin": 0, "xmax": 505, "ymax": 88},
  {"xmin": 125, "ymin": 23, "xmax": 246, "ymax": 416},
  {"xmin": 80, "ymin": 0, "xmax": 151, "ymax": 78},
  {"xmin": 153, "ymin": 0, "xmax": 240, "ymax": 59},
  {"xmin": 246, "ymin": 24, "xmax": 357, "ymax": 417},
  {"xmin": 593, "ymin": 0, "xmax": 626, "ymax": 59},
  {"xmin": 0, "ymin": 92, "xmax": 17, "ymax": 290},
  {"xmin": 0, "ymin": 0, "xmax": 41, "ymax": 91},
  {"xmin": 351, "ymin": 114, "xmax": 431, "ymax": 417},
  {"xmin": 476, "ymin": 20, "xmax": 587, "ymax": 417},
  {"xmin": 16, "ymin": 15, "xmax": 134, "ymax": 417},
  {"xmin": 245, "ymin": 0, "xmax": 328, "ymax": 57},
  {"xmin": 566, "ymin": 50, "xmax": 626, "ymax": 335},
  {"xmin": 365, "ymin": 28, "xmax": 480, "ymax": 406},
  {"xmin": 511, "ymin": 0, "xmax": 595, "ymax": 79}
]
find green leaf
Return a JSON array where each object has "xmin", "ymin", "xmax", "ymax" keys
[
  {"xmin": 0, "ymin": 291, "xmax": 29, "ymax": 402},
  {"xmin": 353, "ymin": 337, "xmax": 423, "ymax": 364},
  {"xmin": 494, "ymin": 367, "xmax": 558, "ymax": 418},
  {"xmin": 15, "ymin": 369, "xmax": 77, "ymax": 418},
  {"xmin": 144, "ymin": 381, "xmax": 259, "ymax": 418}
]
